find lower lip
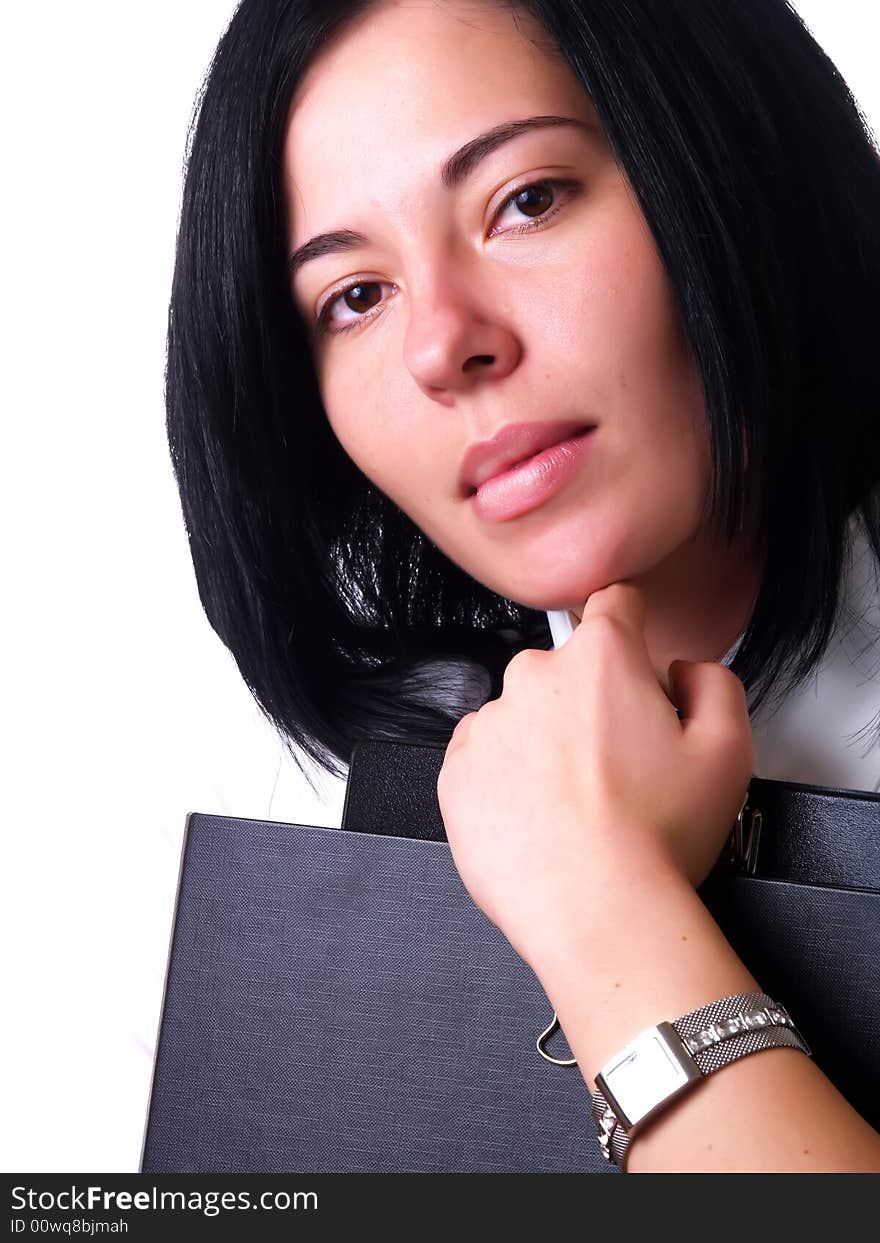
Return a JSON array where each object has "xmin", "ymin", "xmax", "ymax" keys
[{"xmin": 469, "ymin": 428, "xmax": 596, "ymax": 523}]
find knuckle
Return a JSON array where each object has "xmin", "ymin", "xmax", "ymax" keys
[
  {"xmin": 444, "ymin": 710, "xmax": 475, "ymax": 753},
  {"xmin": 501, "ymin": 647, "xmax": 544, "ymax": 686},
  {"xmin": 700, "ymin": 663, "xmax": 750, "ymax": 715},
  {"xmin": 716, "ymin": 662, "xmax": 747, "ymax": 693}
]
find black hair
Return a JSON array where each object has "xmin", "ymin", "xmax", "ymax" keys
[{"xmin": 166, "ymin": 0, "xmax": 880, "ymax": 792}]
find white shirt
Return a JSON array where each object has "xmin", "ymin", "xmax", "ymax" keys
[{"xmin": 547, "ymin": 513, "xmax": 880, "ymax": 794}]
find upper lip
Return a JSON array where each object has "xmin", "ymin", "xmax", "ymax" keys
[{"xmin": 459, "ymin": 419, "xmax": 595, "ymax": 494}]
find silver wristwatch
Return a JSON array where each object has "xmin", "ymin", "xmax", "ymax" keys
[{"xmin": 588, "ymin": 991, "xmax": 812, "ymax": 1170}]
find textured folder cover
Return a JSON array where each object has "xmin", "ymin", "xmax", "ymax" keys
[{"xmin": 142, "ymin": 741, "xmax": 880, "ymax": 1173}]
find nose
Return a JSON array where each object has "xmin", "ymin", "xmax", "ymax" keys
[{"xmin": 402, "ymin": 269, "xmax": 522, "ymax": 402}]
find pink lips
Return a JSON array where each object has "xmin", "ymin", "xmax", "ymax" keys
[
  {"xmin": 458, "ymin": 419, "xmax": 595, "ymax": 495},
  {"xmin": 459, "ymin": 420, "xmax": 599, "ymax": 522},
  {"xmin": 469, "ymin": 426, "xmax": 596, "ymax": 523}
]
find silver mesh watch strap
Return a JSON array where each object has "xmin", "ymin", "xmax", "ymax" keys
[{"xmin": 588, "ymin": 991, "xmax": 812, "ymax": 1170}]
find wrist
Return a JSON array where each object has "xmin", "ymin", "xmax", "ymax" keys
[
  {"xmin": 524, "ymin": 837, "xmax": 695, "ymax": 983},
  {"xmin": 527, "ymin": 859, "xmax": 760, "ymax": 1084}
]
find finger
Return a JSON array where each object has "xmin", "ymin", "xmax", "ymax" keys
[
  {"xmin": 579, "ymin": 581, "xmax": 675, "ymax": 699},
  {"xmin": 580, "ymin": 580, "xmax": 647, "ymax": 637},
  {"xmin": 668, "ymin": 659, "xmax": 751, "ymax": 738}
]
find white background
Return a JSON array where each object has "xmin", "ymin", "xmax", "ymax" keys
[{"xmin": 2, "ymin": 1, "xmax": 878, "ymax": 1172}]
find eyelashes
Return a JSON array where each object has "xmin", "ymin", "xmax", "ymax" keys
[{"xmin": 313, "ymin": 176, "xmax": 582, "ymax": 338}]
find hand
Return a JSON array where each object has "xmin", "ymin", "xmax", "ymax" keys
[{"xmin": 435, "ymin": 582, "xmax": 754, "ymax": 971}]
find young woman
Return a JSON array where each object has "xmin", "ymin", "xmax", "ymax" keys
[{"xmin": 166, "ymin": 0, "xmax": 880, "ymax": 1170}]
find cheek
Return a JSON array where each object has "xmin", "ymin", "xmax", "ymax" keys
[
  {"xmin": 586, "ymin": 222, "xmax": 708, "ymax": 469},
  {"xmin": 320, "ymin": 368, "xmax": 428, "ymax": 510},
  {"xmin": 319, "ymin": 339, "xmax": 456, "ymax": 515},
  {"xmin": 587, "ymin": 228, "xmax": 694, "ymax": 402},
  {"xmin": 319, "ymin": 363, "xmax": 385, "ymax": 479},
  {"xmin": 561, "ymin": 216, "xmax": 712, "ymax": 557}
]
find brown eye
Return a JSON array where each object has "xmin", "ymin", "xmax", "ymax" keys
[
  {"xmin": 316, "ymin": 279, "xmax": 392, "ymax": 337},
  {"xmin": 340, "ymin": 283, "xmax": 381, "ymax": 314},
  {"xmin": 511, "ymin": 183, "xmax": 554, "ymax": 218},
  {"xmin": 490, "ymin": 176, "xmax": 581, "ymax": 238}
]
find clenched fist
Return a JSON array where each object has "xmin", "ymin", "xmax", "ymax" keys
[{"xmin": 435, "ymin": 582, "xmax": 754, "ymax": 972}]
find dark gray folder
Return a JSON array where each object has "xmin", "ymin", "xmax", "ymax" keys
[{"xmin": 141, "ymin": 740, "xmax": 880, "ymax": 1172}]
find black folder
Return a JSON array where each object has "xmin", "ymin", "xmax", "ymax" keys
[{"xmin": 141, "ymin": 740, "xmax": 880, "ymax": 1173}]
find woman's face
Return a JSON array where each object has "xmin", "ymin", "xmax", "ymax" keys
[{"xmin": 282, "ymin": 0, "xmax": 712, "ymax": 613}]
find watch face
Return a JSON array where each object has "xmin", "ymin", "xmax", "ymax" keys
[{"xmin": 596, "ymin": 1023, "xmax": 702, "ymax": 1128}]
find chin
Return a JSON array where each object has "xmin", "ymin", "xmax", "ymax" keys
[{"xmin": 533, "ymin": 573, "xmax": 630, "ymax": 615}]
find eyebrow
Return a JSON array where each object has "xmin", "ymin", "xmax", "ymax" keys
[{"xmin": 287, "ymin": 114, "xmax": 593, "ymax": 279}]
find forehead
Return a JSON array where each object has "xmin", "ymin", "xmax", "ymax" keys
[{"xmin": 282, "ymin": 0, "xmax": 595, "ymax": 238}]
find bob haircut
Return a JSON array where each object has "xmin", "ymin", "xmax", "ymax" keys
[{"xmin": 166, "ymin": 0, "xmax": 880, "ymax": 790}]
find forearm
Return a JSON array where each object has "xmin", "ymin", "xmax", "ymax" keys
[{"xmin": 530, "ymin": 851, "xmax": 880, "ymax": 1173}]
